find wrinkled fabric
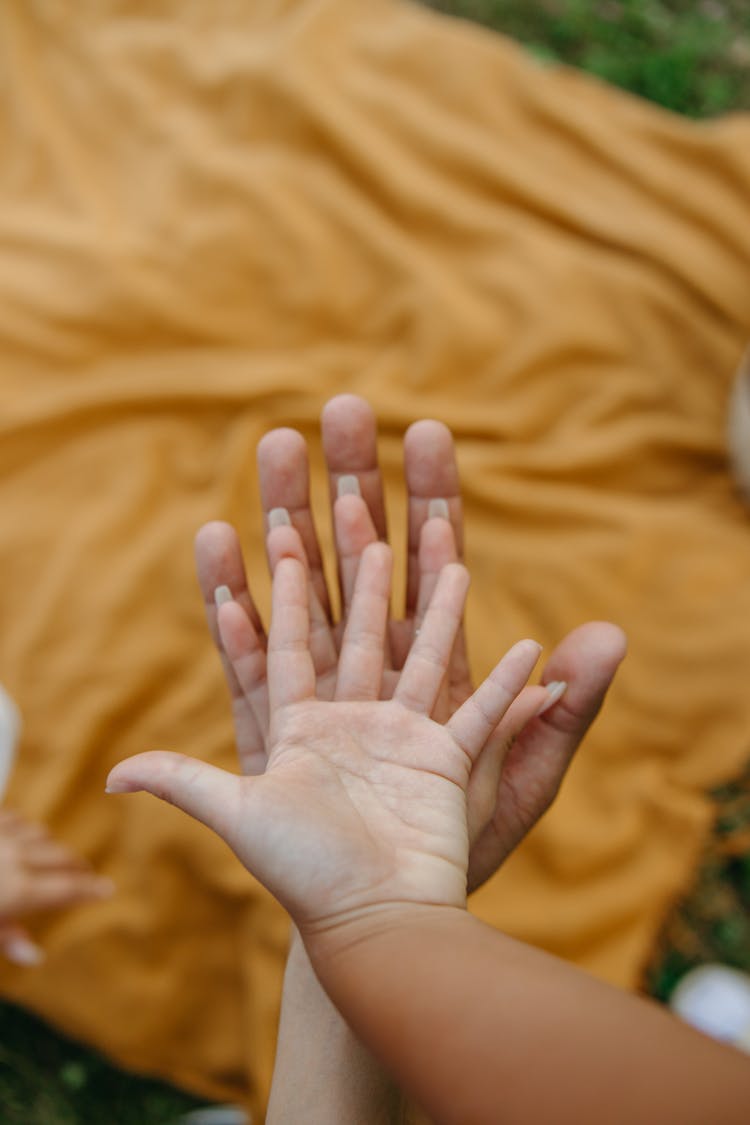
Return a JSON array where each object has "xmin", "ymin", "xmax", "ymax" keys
[{"xmin": 1, "ymin": 0, "xmax": 749, "ymax": 1114}]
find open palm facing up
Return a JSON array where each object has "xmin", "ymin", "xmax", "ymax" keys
[
  {"xmin": 107, "ymin": 547, "xmax": 545, "ymax": 932},
  {"xmin": 192, "ymin": 397, "xmax": 626, "ymax": 894}
]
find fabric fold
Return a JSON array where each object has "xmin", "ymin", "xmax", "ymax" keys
[{"xmin": 1, "ymin": 0, "xmax": 749, "ymax": 1113}]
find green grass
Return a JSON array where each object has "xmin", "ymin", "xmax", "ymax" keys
[
  {"xmin": 425, "ymin": 0, "xmax": 750, "ymax": 116},
  {"xmin": 645, "ymin": 765, "xmax": 750, "ymax": 1001},
  {"xmin": 0, "ymin": 1002, "xmax": 204, "ymax": 1125},
  {"xmin": 2, "ymin": 3, "xmax": 750, "ymax": 1122}
]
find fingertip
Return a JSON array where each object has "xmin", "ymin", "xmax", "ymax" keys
[
  {"xmin": 321, "ymin": 396, "xmax": 378, "ymax": 470},
  {"xmin": 333, "ymin": 492, "xmax": 378, "ymax": 551},
  {"xmin": 257, "ymin": 427, "xmax": 306, "ymax": 462},
  {"xmin": 418, "ymin": 516, "xmax": 458, "ymax": 565},
  {"xmin": 509, "ymin": 638, "xmax": 544, "ymax": 675},
  {"xmin": 266, "ymin": 524, "xmax": 308, "ymax": 574},
  {"xmin": 404, "ymin": 418, "xmax": 452, "ymax": 449},
  {"xmin": 444, "ymin": 561, "xmax": 471, "ymax": 590},
  {"xmin": 570, "ymin": 621, "xmax": 627, "ymax": 658},
  {"xmin": 600, "ymin": 622, "xmax": 628, "ymax": 662},
  {"xmin": 272, "ymin": 555, "xmax": 309, "ymax": 603},
  {"xmin": 106, "ymin": 753, "xmax": 240, "ymax": 843},
  {"xmin": 257, "ymin": 430, "xmax": 310, "ymax": 509},
  {"xmin": 194, "ymin": 520, "xmax": 235, "ymax": 552},
  {"xmin": 403, "ymin": 421, "xmax": 461, "ymax": 509},
  {"xmin": 333, "ymin": 491, "xmax": 367, "ymax": 517},
  {"xmin": 194, "ymin": 524, "xmax": 248, "ymax": 613},
  {"xmin": 361, "ymin": 539, "xmax": 392, "ymax": 568},
  {"xmin": 194, "ymin": 522, "xmax": 240, "ymax": 584},
  {"xmin": 275, "ymin": 554, "xmax": 305, "ymax": 579},
  {"xmin": 321, "ymin": 394, "xmax": 374, "ymax": 428},
  {"xmin": 105, "ymin": 750, "xmax": 171, "ymax": 796},
  {"xmin": 543, "ymin": 622, "xmax": 628, "ymax": 690},
  {"xmin": 490, "ymin": 639, "xmax": 543, "ymax": 685}
]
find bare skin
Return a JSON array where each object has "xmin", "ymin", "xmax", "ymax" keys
[
  {"xmin": 108, "ymin": 545, "xmax": 750, "ymax": 1125},
  {"xmin": 193, "ymin": 396, "xmax": 626, "ymax": 887},
  {"xmin": 188, "ymin": 397, "xmax": 625, "ymax": 1122},
  {"xmin": 108, "ymin": 549, "xmax": 543, "ymax": 930}
]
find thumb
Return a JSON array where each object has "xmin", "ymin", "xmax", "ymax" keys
[
  {"xmin": 538, "ymin": 621, "xmax": 627, "ymax": 738},
  {"xmin": 503, "ymin": 620, "xmax": 627, "ymax": 800},
  {"xmin": 106, "ymin": 752, "xmax": 242, "ymax": 841}
]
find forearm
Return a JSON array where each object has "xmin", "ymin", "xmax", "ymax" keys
[
  {"xmin": 266, "ymin": 927, "xmax": 408, "ymax": 1125},
  {"xmin": 308, "ymin": 905, "xmax": 750, "ymax": 1125}
]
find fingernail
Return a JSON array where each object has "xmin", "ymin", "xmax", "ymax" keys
[
  {"xmin": 104, "ymin": 776, "xmax": 139, "ymax": 795},
  {"xmin": 268, "ymin": 507, "xmax": 291, "ymax": 529},
  {"xmin": 5, "ymin": 938, "xmax": 45, "ymax": 966},
  {"xmin": 214, "ymin": 585, "xmax": 233, "ymax": 607},
  {"xmin": 428, "ymin": 498, "xmax": 449, "ymax": 520},
  {"xmin": 337, "ymin": 475, "xmax": 361, "ymax": 498},
  {"xmin": 536, "ymin": 681, "xmax": 567, "ymax": 716}
]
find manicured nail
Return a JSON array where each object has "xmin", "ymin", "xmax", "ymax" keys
[
  {"xmin": 268, "ymin": 507, "xmax": 291, "ymax": 529},
  {"xmin": 5, "ymin": 938, "xmax": 45, "ymax": 966},
  {"xmin": 337, "ymin": 475, "xmax": 361, "ymax": 498},
  {"xmin": 536, "ymin": 681, "xmax": 567, "ymax": 716},
  {"xmin": 214, "ymin": 585, "xmax": 232, "ymax": 607},
  {"xmin": 104, "ymin": 776, "xmax": 140, "ymax": 795},
  {"xmin": 428, "ymin": 498, "xmax": 449, "ymax": 520}
]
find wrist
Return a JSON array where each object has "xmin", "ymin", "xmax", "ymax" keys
[
  {"xmin": 301, "ymin": 901, "xmax": 468, "ymax": 978},
  {"xmin": 272, "ymin": 918, "xmax": 409, "ymax": 1124}
]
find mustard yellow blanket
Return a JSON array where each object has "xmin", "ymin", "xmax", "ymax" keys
[{"xmin": 1, "ymin": 0, "xmax": 749, "ymax": 1115}]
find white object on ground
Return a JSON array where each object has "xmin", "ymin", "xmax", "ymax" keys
[
  {"xmin": 177, "ymin": 1108, "xmax": 250, "ymax": 1125},
  {"xmin": 0, "ymin": 684, "xmax": 21, "ymax": 803},
  {"xmin": 670, "ymin": 964, "xmax": 750, "ymax": 1053}
]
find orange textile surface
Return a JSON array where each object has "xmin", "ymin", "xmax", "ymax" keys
[{"xmin": 1, "ymin": 0, "xmax": 750, "ymax": 1115}]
